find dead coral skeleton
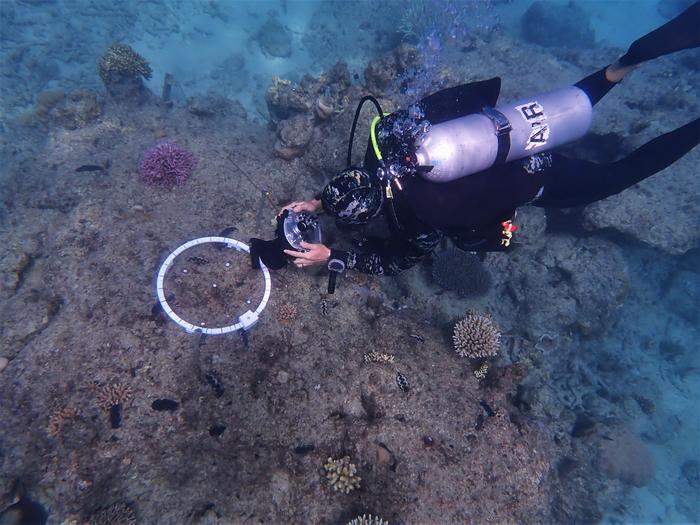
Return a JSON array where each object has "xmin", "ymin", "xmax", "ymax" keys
[
  {"xmin": 362, "ymin": 351, "xmax": 395, "ymax": 365},
  {"xmin": 47, "ymin": 406, "xmax": 79, "ymax": 438},
  {"xmin": 324, "ymin": 456, "xmax": 361, "ymax": 494},
  {"xmin": 452, "ymin": 311, "xmax": 501, "ymax": 359},
  {"xmin": 88, "ymin": 501, "xmax": 137, "ymax": 525}
]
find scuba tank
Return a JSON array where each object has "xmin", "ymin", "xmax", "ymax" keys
[{"xmin": 414, "ymin": 85, "xmax": 593, "ymax": 182}]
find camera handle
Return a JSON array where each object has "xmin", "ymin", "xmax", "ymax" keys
[{"xmin": 327, "ymin": 256, "xmax": 346, "ymax": 294}]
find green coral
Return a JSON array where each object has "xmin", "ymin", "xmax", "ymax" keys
[{"xmin": 98, "ymin": 43, "xmax": 152, "ymax": 85}]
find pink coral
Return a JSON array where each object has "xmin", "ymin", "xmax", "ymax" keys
[{"xmin": 139, "ymin": 140, "xmax": 195, "ymax": 188}]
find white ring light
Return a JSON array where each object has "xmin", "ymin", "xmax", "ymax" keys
[{"xmin": 156, "ymin": 237, "xmax": 271, "ymax": 334}]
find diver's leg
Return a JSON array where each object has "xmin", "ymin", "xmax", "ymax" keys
[
  {"xmin": 607, "ymin": 1, "xmax": 700, "ymax": 81},
  {"xmin": 619, "ymin": 1, "xmax": 700, "ymax": 67},
  {"xmin": 574, "ymin": 68, "xmax": 618, "ymax": 107},
  {"xmin": 577, "ymin": 2, "xmax": 700, "ymax": 103},
  {"xmin": 533, "ymin": 118, "xmax": 700, "ymax": 208}
]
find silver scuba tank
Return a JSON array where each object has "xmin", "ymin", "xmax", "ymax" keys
[{"xmin": 414, "ymin": 86, "xmax": 593, "ymax": 182}]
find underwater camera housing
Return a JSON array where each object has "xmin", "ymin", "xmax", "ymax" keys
[{"xmin": 249, "ymin": 209, "xmax": 322, "ymax": 270}]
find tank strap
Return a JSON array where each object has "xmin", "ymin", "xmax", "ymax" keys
[{"xmin": 482, "ymin": 107, "xmax": 512, "ymax": 165}]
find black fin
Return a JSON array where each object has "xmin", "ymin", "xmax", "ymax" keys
[
  {"xmin": 420, "ymin": 77, "xmax": 502, "ymax": 124},
  {"xmin": 619, "ymin": 1, "xmax": 700, "ymax": 66}
]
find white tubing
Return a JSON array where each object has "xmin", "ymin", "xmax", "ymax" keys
[{"xmin": 156, "ymin": 237, "xmax": 271, "ymax": 335}]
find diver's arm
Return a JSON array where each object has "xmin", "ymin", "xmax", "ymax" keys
[
  {"xmin": 278, "ymin": 198, "xmax": 321, "ymax": 216},
  {"xmin": 336, "ymin": 230, "xmax": 442, "ymax": 276}
]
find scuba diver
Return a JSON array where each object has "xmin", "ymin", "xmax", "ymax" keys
[{"xmin": 279, "ymin": 2, "xmax": 700, "ymax": 278}]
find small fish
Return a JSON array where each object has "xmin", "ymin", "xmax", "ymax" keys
[
  {"xmin": 321, "ymin": 299, "xmax": 328, "ymax": 316},
  {"xmin": 75, "ymin": 164, "xmax": 104, "ymax": 172},
  {"xmin": 409, "ymin": 333, "xmax": 425, "ymax": 343},
  {"xmin": 216, "ymin": 226, "xmax": 238, "ymax": 251},
  {"xmin": 396, "ymin": 371, "xmax": 410, "ymax": 392}
]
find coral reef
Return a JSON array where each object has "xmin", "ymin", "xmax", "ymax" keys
[
  {"xmin": 431, "ymin": 248, "xmax": 492, "ymax": 297},
  {"xmin": 362, "ymin": 351, "xmax": 395, "ymax": 364},
  {"xmin": 324, "ymin": 456, "xmax": 361, "ymax": 494},
  {"xmin": 265, "ymin": 62, "xmax": 351, "ymax": 160},
  {"xmin": 452, "ymin": 311, "xmax": 501, "ymax": 359},
  {"xmin": 139, "ymin": 141, "xmax": 196, "ymax": 189},
  {"xmin": 88, "ymin": 501, "xmax": 137, "ymax": 525},
  {"xmin": 274, "ymin": 114, "xmax": 315, "ymax": 160},
  {"xmin": 98, "ymin": 43, "xmax": 152, "ymax": 85},
  {"xmin": 347, "ymin": 515, "xmax": 389, "ymax": 525},
  {"xmin": 598, "ymin": 424, "xmax": 655, "ymax": 487},
  {"xmin": 364, "ymin": 44, "xmax": 418, "ymax": 96}
]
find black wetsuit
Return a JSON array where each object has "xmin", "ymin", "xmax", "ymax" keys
[{"xmin": 332, "ymin": 3, "xmax": 700, "ymax": 276}]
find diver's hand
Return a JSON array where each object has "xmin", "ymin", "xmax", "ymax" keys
[
  {"xmin": 284, "ymin": 241, "xmax": 331, "ymax": 269},
  {"xmin": 278, "ymin": 198, "xmax": 321, "ymax": 217}
]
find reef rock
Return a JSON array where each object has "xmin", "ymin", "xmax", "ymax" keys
[
  {"xmin": 256, "ymin": 16, "xmax": 293, "ymax": 58},
  {"xmin": 581, "ymin": 148, "xmax": 700, "ymax": 255},
  {"xmin": 598, "ymin": 424, "xmax": 655, "ymax": 487},
  {"xmin": 504, "ymin": 235, "xmax": 629, "ymax": 339},
  {"xmin": 521, "ymin": 1, "xmax": 595, "ymax": 48},
  {"xmin": 274, "ymin": 114, "xmax": 315, "ymax": 160},
  {"xmin": 364, "ymin": 44, "xmax": 418, "ymax": 95}
]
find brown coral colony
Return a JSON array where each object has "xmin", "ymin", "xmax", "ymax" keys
[
  {"xmin": 452, "ymin": 311, "xmax": 501, "ymax": 359},
  {"xmin": 98, "ymin": 43, "xmax": 152, "ymax": 85}
]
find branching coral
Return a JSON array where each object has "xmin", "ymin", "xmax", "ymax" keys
[
  {"xmin": 363, "ymin": 351, "xmax": 395, "ymax": 365},
  {"xmin": 347, "ymin": 515, "xmax": 389, "ymax": 525},
  {"xmin": 47, "ymin": 406, "xmax": 78, "ymax": 438},
  {"xmin": 432, "ymin": 248, "xmax": 492, "ymax": 297},
  {"xmin": 98, "ymin": 43, "xmax": 152, "ymax": 85},
  {"xmin": 96, "ymin": 382, "xmax": 133, "ymax": 411},
  {"xmin": 324, "ymin": 456, "xmax": 361, "ymax": 494},
  {"xmin": 139, "ymin": 141, "xmax": 196, "ymax": 189},
  {"xmin": 452, "ymin": 311, "xmax": 501, "ymax": 359}
]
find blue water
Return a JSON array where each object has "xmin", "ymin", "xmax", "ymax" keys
[{"xmin": 1, "ymin": 0, "xmax": 698, "ymax": 523}]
